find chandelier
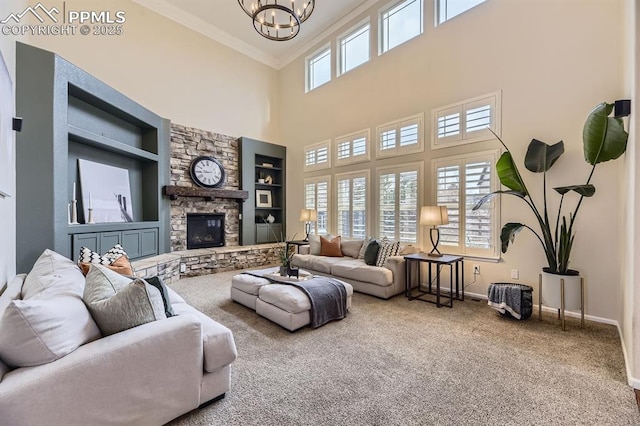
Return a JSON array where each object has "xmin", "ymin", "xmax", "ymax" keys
[{"xmin": 238, "ymin": 0, "xmax": 315, "ymax": 41}]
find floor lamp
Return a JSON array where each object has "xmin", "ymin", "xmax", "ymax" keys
[
  {"xmin": 420, "ymin": 206, "xmax": 449, "ymax": 257},
  {"xmin": 299, "ymin": 208, "xmax": 317, "ymax": 242}
]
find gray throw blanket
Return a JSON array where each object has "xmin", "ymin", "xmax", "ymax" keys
[
  {"xmin": 488, "ymin": 284, "xmax": 524, "ymax": 319},
  {"xmin": 243, "ymin": 271, "xmax": 347, "ymax": 328}
]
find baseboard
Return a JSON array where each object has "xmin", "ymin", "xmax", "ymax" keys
[{"xmin": 466, "ymin": 290, "xmax": 638, "ymax": 389}]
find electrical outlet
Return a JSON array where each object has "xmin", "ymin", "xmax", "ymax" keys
[
  {"xmin": 473, "ymin": 265, "xmax": 480, "ymax": 274},
  {"xmin": 511, "ymin": 269, "xmax": 519, "ymax": 280},
  {"xmin": 180, "ymin": 263, "xmax": 186, "ymax": 273}
]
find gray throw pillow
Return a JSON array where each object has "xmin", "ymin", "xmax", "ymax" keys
[
  {"xmin": 143, "ymin": 276, "xmax": 175, "ymax": 317},
  {"xmin": 83, "ymin": 265, "xmax": 167, "ymax": 336},
  {"xmin": 358, "ymin": 237, "xmax": 375, "ymax": 259},
  {"xmin": 364, "ymin": 240, "xmax": 380, "ymax": 266}
]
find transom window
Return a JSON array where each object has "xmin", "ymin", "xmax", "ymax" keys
[
  {"xmin": 338, "ymin": 20, "xmax": 370, "ymax": 76},
  {"xmin": 380, "ymin": 0, "xmax": 423, "ymax": 54},
  {"xmin": 433, "ymin": 149, "xmax": 500, "ymax": 258},
  {"xmin": 376, "ymin": 113, "xmax": 424, "ymax": 158},
  {"xmin": 304, "ymin": 140, "xmax": 331, "ymax": 171},
  {"xmin": 432, "ymin": 91, "xmax": 501, "ymax": 149},
  {"xmin": 306, "ymin": 45, "xmax": 331, "ymax": 92},
  {"xmin": 305, "ymin": 176, "xmax": 331, "ymax": 235},
  {"xmin": 377, "ymin": 162, "xmax": 422, "ymax": 243},
  {"xmin": 335, "ymin": 129, "xmax": 370, "ymax": 166},
  {"xmin": 336, "ymin": 171, "xmax": 369, "ymax": 239},
  {"xmin": 436, "ymin": 0, "xmax": 486, "ymax": 25}
]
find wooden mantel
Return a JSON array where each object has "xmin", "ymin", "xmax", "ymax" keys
[{"xmin": 163, "ymin": 185, "xmax": 248, "ymax": 201}]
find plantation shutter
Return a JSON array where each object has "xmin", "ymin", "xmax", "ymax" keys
[
  {"xmin": 352, "ymin": 176, "xmax": 367, "ymax": 239},
  {"xmin": 379, "ymin": 173, "xmax": 396, "ymax": 239},
  {"xmin": 465, "ymin": 160, "xmax": 492, "ymax": 250},
  {"xmin": 399, "ymin": 171, "xmax": 418, "ymax": 243},
  {"xmin": 436, "ymin": 164, "xmax": 460, "ymax": 248},
  {"xmin": 337, "ymin": 178, "xmax": 350, "ymax": 237},
  {"xmin": 317, "ymin": 181, "xmax": 329, "ymax": 234}
]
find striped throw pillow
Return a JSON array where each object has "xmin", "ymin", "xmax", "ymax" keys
[{"xmin": 376, "ymin": 238, "xmax": 400, "ymax": 267}]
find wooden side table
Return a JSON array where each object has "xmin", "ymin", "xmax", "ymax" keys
[{"xmin": 404, "ymin": 253, "xmax": 464, "ymax": 308}]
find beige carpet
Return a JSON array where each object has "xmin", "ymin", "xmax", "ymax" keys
[{"xmin": 167, "ymin": 269, "xmax": 639, "ymax": 425}]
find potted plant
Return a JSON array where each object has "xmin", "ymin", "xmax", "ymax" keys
[{"xmin": 473, "ymin": 101, "xmax": 630, "ymax": 314}]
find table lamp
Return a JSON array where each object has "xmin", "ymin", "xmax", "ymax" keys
[
  {"xmin": 420, "ymin": 206, "xmax": 449, "ymax": 257},
  {"xmin": 299, "ymin": 208, "xmax": 317, "ymax": 242}
]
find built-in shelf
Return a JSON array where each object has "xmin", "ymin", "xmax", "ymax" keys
[
  {"xmin": 68, "ymin": 125, "xmax": 159, "ymax": 162},
  {"xmin": 163, "ymin": 185, "xmax": 248, "ymax": 201},
  {"xmin": 255, "ymin": 165, "xmax": 282, "ymax": 171},
  {"xmin": 255, "ymin": 182, "xmax": 282, "ymax": 188},
  {"xmin": 67, "ymin": 221, "xmax": 161, "ymax": 233}
]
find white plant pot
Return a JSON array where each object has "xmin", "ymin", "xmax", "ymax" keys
[{"xmin": 540, "ymin": 269, "xmax": 582, "ymax": 310}]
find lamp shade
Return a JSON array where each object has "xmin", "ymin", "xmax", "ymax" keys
[
  {"xmin": 420, "ymin": 206, "xmax": 449, "ymax": 226},
  {"xmin": 299, "ymin": 208, "xmax": 317, "ymax": 222}
]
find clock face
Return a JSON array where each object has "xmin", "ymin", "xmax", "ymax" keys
[{"xmin": 190, "ymin": 156, "xmax": 225, "ymax": 188}]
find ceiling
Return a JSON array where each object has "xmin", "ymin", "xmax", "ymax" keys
[{"xmin": 132, "ymin": 0, "xmax": 375, "ymax": 69}]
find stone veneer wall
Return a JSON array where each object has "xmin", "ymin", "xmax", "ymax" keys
[
  {"xmin": 170, "ymin": 124, "xmax": 241, "ymax": 251},
  {"xmin": 166, "ymin": 124, "xmax": 279, "ymax": 277}
]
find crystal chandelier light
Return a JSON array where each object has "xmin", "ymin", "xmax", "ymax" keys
[{"xmin": 238, "ymin": 0, "xmax": 315, "ymax": 41}]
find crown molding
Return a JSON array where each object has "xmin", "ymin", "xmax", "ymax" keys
[
  {"xmin": 131, "ymin": 0, "xmax": 281, "ymax": 69},
  {"xmin": 278, "ymin": 0, "xmax": 381, "ymax": 68}
]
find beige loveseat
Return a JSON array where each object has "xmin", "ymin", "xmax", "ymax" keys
[
  {"xmin": 290, "ymin": 237, "xmax": 409, "ymax": 299},
  {"xmin": 0, "ymin": 250, "xmax": 237, "ymax": 426}
]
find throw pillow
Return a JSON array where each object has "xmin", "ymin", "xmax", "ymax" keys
[
  {"xmin": 340, "ymin": 239, "xmax": 364, "ymax": 258},
  {"xmin": 358, "ymin": 237, "xmax": 375, "ymax": 260},
  {"xmin": 0, "ymin": 296, "xmax": 101, "ymax": 367},
  {"xmin": 364, "ymin": 240, "xmax": 380, "ymax": 265},
  {"xmin": 309, "ymin": 234, "xmax": 321, "ymax": 255},
  {"xmin": 320, "ymin": 236, "xmax": 343, "ymax": 257},
  {"xmin": 83, "ymin": 265, "xmax": 166, "ymax": 336},
  {"xmin": 0, "ymin": 282, "xmax": 6, "ymax": 298},
  {"xmin": 78, "ymin": 244, "xmax": 134, "ymax": 276},
  {"xmin": 22, "ymin": 249, "xmax": 86, "ymax": 299},
  {"xmin": 143, "ymin": 276, "xmax": 175, "ymax": 317},
  {"xmin": 0, "ymin": 274, "xmax": 26, "ymax": 316},
  {"xmin": 376, "ymin": 238, "xmax": 401, "ymax": 267},
  {"xmin": 79, "ymin": 255, "xmax": 132, "ymax": 277}
]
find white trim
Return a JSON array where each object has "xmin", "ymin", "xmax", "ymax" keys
[
  {"xmin": 336, "ymin": 18, "xmax": 371, "ymax": 77},
  {"xmin": 131, "ymin": 0, "xmax": 280, "ymax": 69},
  {"xmin": 305, "ymin": 43, "xmax": 332, "ymax": 93},
  {"xmin": 304, "ymin": 140, "xmax": 332, "ymax": 172},
  {"xmin": 375, "ymin": 113, "xmax": 424, "ymax": 159},
  {"xmin": 379, "ymin": 0, "xmax": 424, "ymax": 56},
  {"xmin": 431, "ymin": 90, "xmax": 502, "ymax": 150}
]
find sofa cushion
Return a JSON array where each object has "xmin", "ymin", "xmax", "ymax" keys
[
  {"xmin": 0, "ymin": 274, "xmax": 26, "ymax": 316},
  {"xmin": 358, "ymin": 237, "xmax": 375, "ymax": 260},
  {"xmin": 259, "ymin": 284, "xmax": 311, "ymax": 314},
  {"xmin": 22, "ymin": 249, "xmax": 85, "ymax": 299},
  {"xmin": 78, "ymin": 244, "xmax": 134, "ymax": 276},
  {"xmin": 309, "ymin": 234, "xmax": 321, "ymax": 255},
  {"xmin": 376, "ymin": 239, "xmax": 400, "ymax": 267},
  {"xmin": 364, "ymin": 240, "xmax": 380, "ymax": 265},
  {"xmin": 0, "ymin": 296, "xmax": 101, "ymax": 367},
  {"xmin": 341, "ymin": 239, "xmax": 364, "ymax": 258},
  {"xmin": 331, "ymin": 259, "xmax": 394, "ymax": 286},
  {"xmin": 320, "ymin": 236, "xmax": 343, "ymax": 257},
  {"xmin": 83, "ymin": 265, "xmax": 167, "ymax": 336},
  {"xmin": 290, "ymin": 254, "xmax": 345, "ymax": 274},
  {"xmin": 172, "ymin": 303, "xmax": 238, "ymax": 372}
]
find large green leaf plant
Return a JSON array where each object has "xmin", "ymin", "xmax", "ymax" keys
[{"xmin": 473, "ymin": 102, "xmax": 629, "ymax": 274}]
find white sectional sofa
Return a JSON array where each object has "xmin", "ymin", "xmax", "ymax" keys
[
  {"xmin": 0, "ymin": 250, "xmax": 237, "ymax": 426},
  {"xmin": 290, "ymin": 237, "xmax": 410, "ymax": 299}
]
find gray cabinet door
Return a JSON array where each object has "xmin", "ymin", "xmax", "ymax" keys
[
  {"xmin": 72, "ymin": 233, "xmax": 99, "ymax": 262},
  {"xmin": 100, "ymin": 232, "xmax": 121, "ymax": 253},
  {"xmin": 141, "ymin": 229, "xmax": 159, "ymax": 257},
  {"xmin": 256, "ymin": 224, "xmax": 282, "ymax": 244},
  {"xmin": 122, "ymin": 230, "xmax": 142, "ymax": 259}
]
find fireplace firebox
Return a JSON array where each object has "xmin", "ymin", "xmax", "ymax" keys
[{"xmin": 187, "ymin": 213, "xmax": 225, "ymax": 249}]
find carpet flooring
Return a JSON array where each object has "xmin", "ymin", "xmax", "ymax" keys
[{"xmin": 167, "ymin": 269, "xmax": 640, "ymax": 425}]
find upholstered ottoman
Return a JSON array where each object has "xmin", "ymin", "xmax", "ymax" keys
[{"xmin": 231, "ymin": 268, "xmax": 353, "ymax": 332}]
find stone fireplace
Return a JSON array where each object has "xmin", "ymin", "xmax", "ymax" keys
[
  {"xmin": 169, "ymin": 124, "xmax": 241, "ymax": 251},
  {"xmin": 187, "ymin": 213, "xmax": 225, "ymax": 249}
]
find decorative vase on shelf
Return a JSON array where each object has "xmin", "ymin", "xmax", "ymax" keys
[{"xmin": 266, "ymin": 214, "xmax": 275, "ymax": 224}]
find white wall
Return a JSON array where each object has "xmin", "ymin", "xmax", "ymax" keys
[
  {"xmin": 27, "ymin": 0, "xmax": 280, "ymax": 142},
  {"xmin": 0, "ymin": 0, "xmax": 27, "ymax": 288},
  {"xmin": 278, "ymin": 0, "xmax": 625, "ymax": 321}
]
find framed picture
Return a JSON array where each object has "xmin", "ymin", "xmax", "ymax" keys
[
  {"xmin": 78, "ymin": 159, "xmax": 134, "ymax": 223},
  {"xmin": 256, "ymin": 190, "xmax": 272, "ymax": 208}
]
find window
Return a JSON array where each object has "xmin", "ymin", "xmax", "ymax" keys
[
  {"xmin": 336, "ymin": 171, "xmax": 369, "ymax": 239},
  {"xmin": 436, "ymin": 0, "xmax": 486, "ymax": 25},
  {"xmin": 432, "ymin": 91, "xmax": 501, "ymax": 149},
  {"xmin": 335, "ymin": 129, "xmax": 370, "ymax": 166},
  {"xmin": 433, "ymin": 149, "xmax": 500, "ymax": 258},
  {"xmin": 376, "ymin": 162, "xmax": 423, "ymax": 243},
  {"xmin": 376, "ymin": 113, "xmax": 424, "ymax": 158},
  {"xmin": 380, "ymin": 0, "xmax": 423, "ymax": 54},
  {"xmin": 306, "ymin": 45, "xmax": 331, "ymax": 92},
  {"xmin": 338, "ymin": 20, "xmax": 370, "ymax": 76},
  {"xmin": 304, "ymin": 176, "xmax": 331, "ymax": 235},
  {"xmin": 304, "ymin": 140, "xmax": 331, "ymax": 171}
]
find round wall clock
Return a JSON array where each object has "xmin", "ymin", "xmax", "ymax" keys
[{"xmin": 190, "ymin": 156, "xmax": 225, "ymax": 188}]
